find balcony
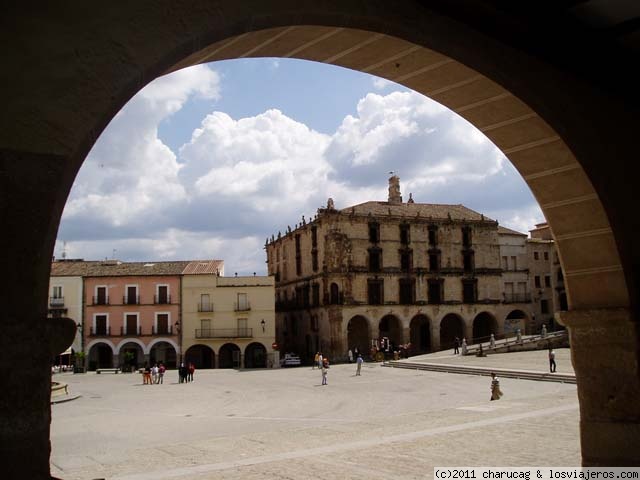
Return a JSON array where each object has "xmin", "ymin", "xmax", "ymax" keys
[
  {"xmin": 49, "ymin": 296, "xmax": 64, "ymax": 307},
  {"xmin": 154, "ymin": 294, "xmax": 171, "ymax": 304},
  {"xmin": 121, "ymin": 325, "xmax": 142, "ymax": 336},
  {"xmin": 503, "ymin": 293, "xmax": 532, "ymax": 303},
  {"xmin": 234, "ymin": 302, "xmax": 251, "ymax": 312},
  {"xmin": 152, "ymin": 325, "xmax": 173, "ymax": 335},
  {"xmin": 92, "ymin": 296, "xmax": 110, "ymax": 305},
  {"xmin": 89, "ymin": 326, "xmax": 111, "ymax": 336},
  {"xmin": 123, "ymin": 295, "xmax": 140, "ymax": 305},
  {"xmin": 195, "ymin": 328, "xmax": 253, "ymax": 339},
  {"xmin": 198, "ymin": 303, "xmax": 214, "ymax": 312}
]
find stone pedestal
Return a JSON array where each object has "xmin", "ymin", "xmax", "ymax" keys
[{"xmin": 558, "ymin": 308, "xmax": 640, "ymax": 466}]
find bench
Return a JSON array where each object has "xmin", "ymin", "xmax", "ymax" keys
[{"xmin": 96, "ymin": 368, "xmax": 120, "ymax": 374}]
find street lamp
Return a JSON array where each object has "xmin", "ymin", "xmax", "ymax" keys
[{"xmin": 261, "ymin": 319, "xmax": 266, "ymax": 333}]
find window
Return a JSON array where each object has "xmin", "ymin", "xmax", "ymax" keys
[
  {"xmin": 534, "ymin": 251, "xmax": 539, "ymax": 260},
  {"xmin": 94, "ymin": 286, "xmax": 108, "ymax": 305},
  {"xmin": 399, "ymin": 278, "xmax": 414, "ymax": 304},
  {"xmin": 311, "ymin": 226, "xmax": 318, "ymax": 247},
  {"xmin": 295, "ymin": 234, "xmax": 302, "ymax": 276},
  {"xmin": 236, "ymin": 293, "xmax": 249, "ymax": 311},
  {"xmin": 312, "ymin": 250, "xmax": 319, "ymax": 272},
  {"xmin": 510, "ymin": 256, "xmax": 517, "ymax": 270},
  {"xmin": 302, "ymin": 285, "xmax": 310, "ymax": 308},
  {"xmin": 312, "ymin": 283, "xmax": 320, "ymax": 306},
  {"xmin": 428, "ymin": 279, "xmax": 443, "ymax": 304},
  {"xmin": 155, "ymin": 313, "xmax": 169, "ymax": 334},
  {"xmin": 463, "ymin": 251, "xmax": 474, "ymax": 273},
  {"xmin": 94, "ymin": 314, "xmax": 108, "ymax": 335},
  {"xmin": 429, "ymin": 251, "xmax": 441, "ymax": 272},
  {"xmin": 541, "ymin": 299, "xmax": 549, "ymax": 314},
  {"xmin": 310, "ymin": 315, "xmax": 319, "ymax": 332},
  {"xmin": 199, "ymin": 294, "xmax": 212, "ymax": 312},
  {"xmin": 200, "ymin": 319, "xmax": 211, "ymax": 337},
  {"xmin": 428, "ymin": 225, "xmax": 438, "ymax": 246},
  {"xmin": 330, "ymin": 283, "xmax": 340, "ymax": 305},
  {"xmin": 368, "ymin": 222, "xmax": 380, "ymax": 243},
  {"xmin": 544, "ymin": 275, "xmax": 551, "ymax": 288},
  {"xmin": 462, "ymin": 279, "xmax": 477, "ymax": 303},
  {"xmin": 237, "ymin": 318, "xmax": 248, "ymax": 337},
  {"xmin": 462, "ymin": 227, "xmax": 472, "ymax": 248},
  {"xmin": 369, "ymin": 248, "xmax": 382, "ymax": 272},
  {"xmin": 534, "ymin": 276, "xmax": 541, "ymax": 288},
  {"xmin": 399, "ymin": 224, "xmax": 410, "ymax": 245},
  {"xmin": 156, "ymin": 285, "xmax": 169, "ymax": 304},
  {"xmin": 124, "ymin": 313, "xmax": 139, "ymax": 335},
  {"xmin": 544, "ymin": 251, "xmax": 549, "ymax": 261},
  {"xmin": 367, "ymin": 279, "xmax": 383, "ymax": 305},
  {"xmin": 400, "ymin": 250, "xmax": 412, "ymax": 272},
  {"xmin": 50, "ymin": 285, "xmax": 64, "ymax": 306},
  {"xmin": 125, "ymin": 285, "xmax": 139, "ymax": 305}
]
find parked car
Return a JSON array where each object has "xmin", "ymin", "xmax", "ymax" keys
[{"xmin": 280, "ymin": 352, "xmax": 301, "ymax": 367}]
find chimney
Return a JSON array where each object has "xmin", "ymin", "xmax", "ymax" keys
[{"xmin": 388, "ymin": 175, "xmax": 403, "ymax": 204}]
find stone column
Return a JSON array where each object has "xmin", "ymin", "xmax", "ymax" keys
[
  {"xmin": 112, "ymin": 354, "xmax": 120, "ymax": 370},
  {"xmin": 464, "ymin": 321, "xmax": 474, "ymax": 345},
  {"xmin": 430, "ymin": 321, "xmax": 441, "ymax": 352},
  {"xmin": 558, "ymin": 308, "xmax": 640, "ymax": 466}
]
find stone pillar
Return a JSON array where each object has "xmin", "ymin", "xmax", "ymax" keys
[
  {"xmin": 558, "ymin": 308, "xmax": 640, "ymax": 466},
  {"xmin": 430, "ymin": 322, "xmax": 441, "ymax": 352},
  {"xmin": 112, "ymin": 354, "xmax": 120, "ymax": 370},
  {"xmin": 464, "ymin": 321, "xmax": 474, "ymax": 345},
  {"xmin": 402, "ymin": 326, "xmax": 410, "ymax": 346}
]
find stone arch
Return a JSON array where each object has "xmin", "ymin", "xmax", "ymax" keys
[
  {"xmin": 184, "ymin": 344, "xmax": 215, "ymax": 369},
  {"xmin": 86, "ymin": 338, "xmax": 117, "ymax": 355},
  {"xmin": 147, "ymin": 337, "xmax": 180, "ymax": 355},
  {"xmin": 87, "ymin": 341, "xmax": 116, "ymax": 371},
  {"xmin": 218, "ymin": 343, "xmax": 241, "ymax": 369},
  {"xmin": 378, "ymin": 315, "xmax": 403, "ymax": 348},
  {"xmin": 244, "ymin": 342, "xmax": 267, "ymax": 369},
  {"xmin": 505, "ymin": 309, "xmax": 529, "ymax": 335},
  {"xmin": 117, "ymin": 340, "xmax": 145, "ymax": 370},
  {"xmin": 410, "ymin": 314, "xmax": 431, "ymax": 355},
  {"xmin": 149, "ymin": 341, "xmax": 178, "ymax": 369},
  {"xmin": 347, "ymin": 315, "xmax": 370, "ymax": 355},
  {"xmin": 4, "ymin": 4, "xmax": 640, "ymax": 470},
  {"xmin": 440, "ymin": 313, "xmax": 464, "ymax": 351},
  {"xmin": 472, "ymin": 312, "xmax": 498, "ymax": 343},
  {"xmin": 115, "ymin": 338, "xmax": 147, "ymax": 355}
]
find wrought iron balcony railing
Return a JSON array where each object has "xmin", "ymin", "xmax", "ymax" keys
[{"xmin": 195, "ymin": 328, "xmax": 252, "ymax": 338}]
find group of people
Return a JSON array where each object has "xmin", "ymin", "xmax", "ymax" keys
[
  {"xmin": 313, "ymin": 351, "xmax": 365, "ymax": 385},
  {"xmin": 178, "ymin": 362, "xmax": 195, "ymax": 383},
  {"xmin": 142, "ymin": 362, "xmax": 166, "ymax": 384}
]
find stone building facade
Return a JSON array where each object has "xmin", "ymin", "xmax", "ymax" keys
[{"xmin": 265, "ymin": 176, "xmax": 552, "ymax": 362}]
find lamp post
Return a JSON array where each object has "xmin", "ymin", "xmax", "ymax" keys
[{"xmin": 175, "ymin": 321, "xmax": 182, "ymax": 366}]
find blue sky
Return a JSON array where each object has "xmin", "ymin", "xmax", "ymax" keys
[{"xmin": 56, "ymin": 58, "xmax": 544, "ymax": 274}]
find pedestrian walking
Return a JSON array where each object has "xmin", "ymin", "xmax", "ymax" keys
[
  {"xmin": 318, "ymin": 352, "xmax": 323, "ymax": 370},
  {"xmin": 151, "ymin": 363, "xmax": 159, "ymax": 384},
  {"xmin": 548, "ymin": 349, "xmax": 556, "ymax": 373},
  {"xmin": 489, "ymin": 333, "xmax": 496, "ymax": 349},
  {"xmin": 143, "ymin": 363, "xmax": 151, "ymax": 385},
  {"xmin": 348, "ymin": 348, "xmax": 353, "ymax": 363},
  {"xmin": 313, "ymin": 352, "xmax": 319, "ymax": 369},
  {"xmin": 158, "ymin": 362, "xmax": 165, "ymax": 384},
  {"xmin": 356, "ymin": 354, "xmax": 363, "ymax": 375},
  {"xmin": 178, "ymin": 363, "xmax": 186, "ymax": 383},
  {"xmin": 321, "ymin": 357, "xmax": 329, "ymax": 385},
  {"xmin": 490, "ymin": 372, "xmax": 503, "ymax": 401},
  {"xmin": 188, "ymin": 362, "xmax": 195, "ymax": 382},
  {"xmin": 453, "ymin": 336, "xmax": 460, "ymax": 354}
]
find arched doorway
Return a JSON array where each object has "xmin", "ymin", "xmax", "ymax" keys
[
  {"xmin": 184, "ymin": 344, "xmax": 214, "ymax": 369},
  {"xmin": 218, "ymin": 343, "xmax": 241, "ymax": 369},
  {"xmin": 4, "ymin": 4, "xmax": 640, "ymax": 471},
  {"xmin": 118, "ymin": 341, "xmax": 144, "ymax": 371},
  {"xmin": 378, "ymin": 315, "xmax": 402, "ymax": 349},
  {"xmin": 505, "ymin": 310, "xmax": 528, "ymax": 336},
  {"xmin": 87, "ymin": 342, "xmax": 114, "ymax": 371},
  {"xmin": 440, "ymin": 314, "xmax": 464, "ymax": 351},
  {"xmin": 244, "ymin": 342, "xmax": 267, "ymax": 369},
  {"xmin": 347, "ymin": 315, "xmax": 370, "ymax": 355},
  {"xmin": 149, "ymin": 341, "xmax": 177, "ymax": 369},
  {"xmin": 472, "ymin": 312, "xmax": 498, "ymax": 343},
  {"xmin": 410, "ymin": 315, "xmax": 431, "ymax": 355}
]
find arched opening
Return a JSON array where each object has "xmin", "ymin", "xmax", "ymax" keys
[
  {"xmin": 347, "ymin": 315, "xmax": 370, "ymax": 355},
  {"xmin": 118, "ymin": 341, "xmax": 144, "ymax": 371},
  {"xmin": 5, "ymin": 4, "xmax": 640, "ymax": 472},
  {"xmin": 410, "ymin": 315, "xmax": 431, "ymax": 355},
  {"xmin": 378, "ymin": 315, "xmax": 402, "ymax": 349},
  {"xmin": 87, "ymin": 342, "xmax": 114, "ymax": 371},
  {"xmin": 472, "ymin": 312, "xmax": 498, "ymax": 343},
  {"xmin": 218, "ymin": 343, "xmax": 241, "ymax": 369},
  {"xmin": 505, "ymin": 310, "xmax": 528, "ymax": 336},
  {"xmin": 184, "ymin": 344, "xmax": 215, "ymax": 369},
  {"xmin": 440, "ymin": 314, "xmax": 464, "ymax": 351},
  {"xmin": 149, "ymin": 341, "xmax": 177, "ymax": 369},
  {"xmin": 244, "ymin": 342, "xmax": 267, "ymax": 369}
]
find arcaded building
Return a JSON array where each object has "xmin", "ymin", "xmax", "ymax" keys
[{"xmin": 265, "ymin": 176, "xmax": 546, "ymax": 362}]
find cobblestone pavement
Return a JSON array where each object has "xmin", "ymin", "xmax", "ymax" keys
[{"xmin": 51, "ymin": 350, "xmax": 579, "ymax": 479}]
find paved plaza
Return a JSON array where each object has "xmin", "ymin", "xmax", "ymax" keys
[{"xmin": 51, "ymin": 349, "xmax": 579, "ymax": 479}]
